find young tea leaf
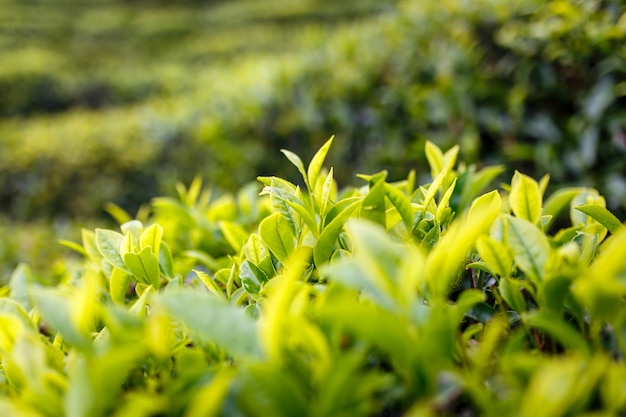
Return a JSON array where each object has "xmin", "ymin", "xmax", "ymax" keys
[
  {"xmin": 281, "ymin": 149, "xmax": 308, "ymax": 187},
  {"xmin": 259, "ymin": 212, "xmax": 296, "ymax": 265},
  {"xmin": 110, "ymin": 267, "xmax": 130, "ymax": 304},
  {"xmin": 140, "ymin": 223, "xmax": 164, "ymax": 256},
  {"xmin": 509, "ymin": 171, "xmax": 542, "ymax": 224},
  {"xmin": 307, "ymin": 136, "xmax": 334, "ymax": 194},
  {"xmin": 476, "ymin": 235, "xmax": 512, "ymax": 278},
  {"xmin": 384, "ymin": 182, "xmax": 414, "ymax": 230},
  {"xmin": 574, "ymin": 204, "xmax": 624, "ymax": 234},
  {"xmin": 159, "ymin": 289, "xmax": 261, "ymax": 359},
  {"xmin": 314, "ymin": 199, "xmax": 362, "ymax": 267},
  {"xmin": 95, "ymin": 229, "xmax": 129, "ymax": 272},
  {"xmin": 123, "ymin": 246, "xmax": 161, "ymax": 289},
  {"xmin": 503, "ymin": 215, "xmax": 549, "ymax": 282}
]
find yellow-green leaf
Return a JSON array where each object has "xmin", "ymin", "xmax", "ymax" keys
[{"xmin": 509, "ymin": 171, "xmax": 542, "ymax": 224}]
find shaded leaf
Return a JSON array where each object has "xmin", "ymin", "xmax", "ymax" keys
[{"xmin": 159, "ymin": 289, "xmax": 261, "ymax": 359}]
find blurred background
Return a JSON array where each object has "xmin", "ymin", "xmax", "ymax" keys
[{"xmin": 1, "ymin": 0, "xmax": 625, "ymax": 279}]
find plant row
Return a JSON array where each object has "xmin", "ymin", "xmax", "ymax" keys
[
  {"xmin": 1, "ymin": 0, "xmax": 625, "ymax": 220},
  {"xmin": 1, "ymin": 139, "xmax": 625, "ymax": 416}
]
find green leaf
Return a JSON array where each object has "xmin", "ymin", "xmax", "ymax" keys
[
  {"xmin": 436, "ymin": 178, "xmax": 456, "ymax": 221},
  {"xmin": 140, "ymin": 223, "xmax": 164, "ymax": 256},
  {"xmin": 81, "ymin": 229, "xmax": 101, "ymax": 263},
  {"xmin": 259, "ymin": 212, "xmax": 296, "ymax": 265},
  {"xmin": 245, "ymin": 234, "xmax": 269, "ymax": 265},
  {"xmin": 314, "ymin": 199, "xmax": 362, "ymax": 267},
  {"xmin": 110, "ymin": 267, "xmax": 130, "ymax": 304},
  {"xmin": 31, "ymin": 289, "xmax": 90, "ymax": 350},
  {"xmin": 123, "ymin": 246, "xmax": 161, "ymax": 289},
  {"xmin": 457, "ymin": 165, "xmax": 505, "ymax": 212},
  {"xmin": 426, "ymin": 200, "xmax": 500, "ymax": 298},
  {"xmin": 281, "ymin": 149, "xmax": 308, "ymax": 187},
  {"xmin": 425, "ymin": 140, "xmax": 444, "ymax": 178},
  {"xmin": 307, "ymin": 136, "xmax": 334, "ymax": 194},
  {"xmin": 543, "ymin": 187, "xmax": 585, "ymax": 229},
  {"xmin": 359, "ymin": 171, "xmax": 387, "ymax": 227},
  {"xmin": 468, "ymin": 190, "xmax": 502, "ymax": 229},
  {"xmin": 574, "ymin": 204, "xmax": 623, "ymax": 234},
  {"xmin": 158, "ymin": 242, "xmax": 174, "ymax": 279},
  {"xmin": 220, "ymin": 221, "xmax": 249, "ymax": 253},
  {"xmin": 476, "ymin": 235, "xmax": 512, "ymax": 278},
  {"xmin": 104, "ymin": 202, "xmax": 133, "ymax": 225},
  {"xmin": 523, "ymin": 311, "xmax": 589, "ymax": 353},
  {"xmin": 499, "ymin": 277, "xmax": 526, "ymax": 313},
  {"xmin": 159, "ymin": 289, "xmax": 261, "ymax": 359},
  {"xmin": 384, "ymin": 182, "xmax": 414, "ymax": 230},
  {"xmin": 509, "ymin": 171, "xmax": 542, "ymax": 224},
  {"xmin": 239, "ymin": 261, "xmax": 268, "ymax": 297},
  {"xmin": 503, "ymin": 215, "xmax": 549, "ymax": 282},
  {"xmin": 58, "ymin": 239, "xmax": 87, "ymax": 257},
  {"xmin": 0, "ymin": 298, "xmax": 37, "ymax": 332},
  {"xmin": 95, "ymin": 229, "xmax": 128, "ymax": 272},
  {"xmin": 261, "ymin": 185, "xmax": 316, "ymax": 236},
  {"xmin": 194, "ymin": 269, "xmax": 226, "ymax": 300},
  {"xmin": 319, "ymin": 167, "xmax": 334, "ymax": 217},
  {"xmin": 8, "ymin": 264, "xmax": 35, "ymax": 311}
]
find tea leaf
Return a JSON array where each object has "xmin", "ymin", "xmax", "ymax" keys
[
  {"xmin": 31, "ymin": 289, "xmax": 90, "ymax": 350},
  {"xmin": 314, "ymin": 198, "xmax": 362, "ymax": 267},
  {"xmin": 123, "ymin": 246, "xmax": 161, "ymax": 289},
  {"xmin": 425, "ymin": 140, "xmax": 444, "ymax": 178},
  {"xmin": 158, "ymin": 242, "xmax": 174, "ymax": 279},
  {"xmin": 239, "ymin": 260, "xmax": 269, "ymax": 297},
  {"xmin": 96, "ymin": 229, "xmax": 128, "ymax": 272},
  {"xmin": 319, "ymin": 167, "xmax": 334, "ymax": 218},
  {"xmin": 499, "ymin": 277, "xmax": 526, "ymax": 313},
  {"xmin": 194, "ymin": 269, "xmax": 226, "ymax": 300},
  {"xmin": 159, "ymin": 289, "xmax": 261, "ymax": 359},
  {"xmin": 543, "ymin": 188, "xmax": 585, "ymax": 228},
  {"xmin": 259, "ymin": 212, "xmax": 296, "ymax": 265},
  {"xmin": 574, "ymin": 204, "xmax": 624, "ymax": 234},
  {"xmin": 524, "ymin": 311, "xmax": 590, "ymax": 353},
  {"xmin": 281, "ymin": 149, "xmax": 308, "ymax": 186},
  {"xmin": 384, "ymin": 182, "xmax": 414, "ymax": 230},
  {"xmin": 220, "ymin": 221, "xmax": 249, "ymax": 253},
  {"xmin": 476, "ymin": 235, "xmax": 512, "ymax": 278},
  {"xmin": 110, "ymin": 267, "xmax": 130, "ymax": 304},
  {"xmin": 510, "ymin": 171, "xmax": 542, "ymax": 224},
  {"xmin": 140, "ymin": 223, "xmax": 164, "ymax": 256},
  {"xmin": 359, "ymin": 171, "xmax": 387, "ymax": 227},
  {"xmin": 504, "ymin": 215, "xmax": 549, "ymax": 282},
  {"xmin": 307, "ymin": 136, "xmax": 334, "ymax": 194}
]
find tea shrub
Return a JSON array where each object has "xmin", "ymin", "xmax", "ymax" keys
[
  {"xmin": 2, "ymin": 0, "xmax": 625, "ymax": 220},
  {"xmin": 1, "ymin": 139, "xmax": 624, "ymax": 416}
]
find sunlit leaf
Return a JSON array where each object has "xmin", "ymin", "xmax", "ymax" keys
[
  {"xmin": 259, "ymin": 212, "xmax": 296, "ymax": 265},
  {"xmin": 503, "ymin": 215, "xmax": 549, "ymax": 282},
  {"xmin": 509, "ymin": 171, "xmax": 542, "ymax": 224},
  {"xmin": 574, "ymin": 204, "xmax": 624, "ymax": 234},
  {"xmin": 307, "ymin": 136, "xmax": 334, "ymax": 194}
]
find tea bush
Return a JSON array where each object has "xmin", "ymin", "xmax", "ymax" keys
[
  {"xmin": 1, "ymin": 139, "xmax": 625, "ymax": 416},
  {"xmin": 2, "ymin": 0, "xmax": 625, "ymax": 220}
]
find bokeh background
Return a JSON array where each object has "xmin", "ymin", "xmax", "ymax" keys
[{"xmin": 1, "ymin": 0, "xmax": 625, "ymax": 278}]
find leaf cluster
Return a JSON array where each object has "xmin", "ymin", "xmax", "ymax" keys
[{"xmin": 1, "ymin": 139, "xmax": 625, "ymax": 416}]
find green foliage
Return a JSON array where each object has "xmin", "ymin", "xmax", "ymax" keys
[
  {"xmin": 2, "ymin": 0, "xmax": 625, "ymax": 223},
  {"xmin": 1, "ymin": 140, "xmax": 625, "ymax": 415}
]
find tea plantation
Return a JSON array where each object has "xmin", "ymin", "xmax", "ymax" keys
[{"xmin": 1, "ymin": 0, "xmax": 626, "ymax": 415}]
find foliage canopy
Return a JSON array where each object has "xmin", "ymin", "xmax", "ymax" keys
[{"xmin": 1, "ymin": 140, "xmax": 625, "ymax": 416}]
